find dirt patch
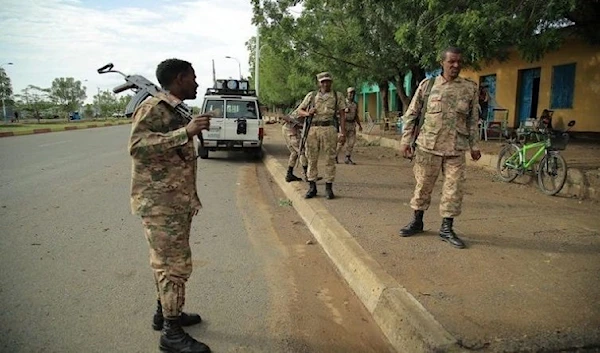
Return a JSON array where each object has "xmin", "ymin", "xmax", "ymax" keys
[
  {"xmin": 237, "ymin": 163, "xmax": 394, "ymax": 353},
  {"xmin": 263, "ymin": 123, "xmax": 600, "ymax": 352}
]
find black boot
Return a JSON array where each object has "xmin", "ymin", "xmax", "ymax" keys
[
  {"xmin": 335, "ymin": 155, "xmax": 339, "ymax": 164},
  {"xmin": 439, "ymin": 218, "xmax": 466, "ymax": 249},
  {"xmin": 345, "ymin": 155, "xmax": 356, "ymax": 165},
  {"xmin": 153, "ymin": 300, "xmax": 202, "ymax": 331},
  {"xmin": 305, "ymin": 181, "xmax": 317, "ymax": 199},
  {"xmin": 160, "ymin": 317, "xmax": 211, "ymax": 353},
  {"xmin": 399, "ymin": 210, "xmax": 424, "ymax": 237},
  {"xmin": 325, "ymin": 183, "xmax": 335, "ymax": 199},
  {"xmin": 285, "ymin": 166, "xmax": 302, "ymax": 182}
]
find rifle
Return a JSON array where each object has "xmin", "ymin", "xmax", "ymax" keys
[
  {"xmin": 96, "ymin": 63, "xmax": 205, "ymax": 148},
  {"xmin": 298, "ymin": 91, "xmax": 317, "ymax": 156},
  {"xmin": 408, "ymin": 77, "xmax": 435, "ymax": 161}
]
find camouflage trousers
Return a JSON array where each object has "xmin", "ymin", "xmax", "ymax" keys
[
  {"xmin": 306, "ymin": 125, "xmax": 337, "ymax": 183},
  {"xmin": 410, "ymin": 149, "xmax": 466, "ymax": 218},
  {"xmin": 142, "ymin": 212, "xmax": 194, "ymax": 318},
  {"xmin": 282, "ymin": 125, "xmax": 307, "ymax": 168},
  {"xmin": 336, "ymin": 123, "xmax": 357, "ymax": 156}
]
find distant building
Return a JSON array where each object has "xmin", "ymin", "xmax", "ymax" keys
[{"xmin": 462, "ymin": 34, "xmax": 600, "ymax": 133}]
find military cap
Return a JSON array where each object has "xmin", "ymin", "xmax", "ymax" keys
[
  {"xmin": 347, "ymin": 87, "xmax": 356, "ymax": 93},
  {"xmin": 316, "ymin": 72, "xmax": 333, "ymax": 82}
]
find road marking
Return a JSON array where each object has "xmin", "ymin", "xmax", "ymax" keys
[{"xmin": 39, "ymin": 140, "xmax": 71, "ymax": 147}]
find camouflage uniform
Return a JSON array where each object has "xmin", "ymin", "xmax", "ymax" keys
[
  {"xmin": 129, "ymin": 93, "xmax": 201, "ymax": 318},
  {"xmin": 336, "ymin": 94, "xmax": 359, "ymax": 157},
  {"xmin": 282, "ymin": 112, "xmax": 307, "ymax": 169},
  {"xmin": 298, "ymin": 86, "xmax": 347, "ymax": 183},
  {"xmin": 401, "ymin": 75, "xmax": 479, "ymax": 218}
]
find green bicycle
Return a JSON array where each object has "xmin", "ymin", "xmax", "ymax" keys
[{"xmin": 496, "ymin": 120, "xmax": 576, "ymax": 196}]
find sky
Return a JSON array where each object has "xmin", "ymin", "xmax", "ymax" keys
[{"xmin": 0, "ymin": 0, "xmax": 257, "ymax": 107}]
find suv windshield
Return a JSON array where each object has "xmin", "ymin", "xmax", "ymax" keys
[
  {"xmin": 203, "ymin": 100, "xmax": 224, "ymax": 117},
  {"xmin": 225, "ymin": 100, "xmax": 258, "ymax": 119}
]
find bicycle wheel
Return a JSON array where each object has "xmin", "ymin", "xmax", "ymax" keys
[
  {"xmin": 496, "ymin": 144, "xmax": 520, "ymax": 182},
  {"xmin": 537, "ymin": 153, "xmax": 568, "ymax": 196}
]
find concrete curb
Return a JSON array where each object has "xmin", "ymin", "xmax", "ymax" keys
[
  {"xmin": 262, "ymin": 149, "xmax": 463, "ymax": 353},
  {"xmin": 0, "ymin": 121, "xmax": 131, "ymax": 138},
  {"xmin": 358, "ymin": 133, "xmax": 599, "ymax": 201}
]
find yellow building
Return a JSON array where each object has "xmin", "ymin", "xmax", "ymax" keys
[{"xmin": 462, "ymin": 36, "xmax": 600, "ymax": 133}]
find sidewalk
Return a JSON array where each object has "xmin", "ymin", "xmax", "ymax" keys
[
  {"xmin": 262, "ymin": 123, "xmax": 600, "ymax": 353},
  {"xmin": 361, "ymin": 126, "xmax": 600, "ymax": 201}
]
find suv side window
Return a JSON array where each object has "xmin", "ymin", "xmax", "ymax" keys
[
  {"xmin": 203, "ymin": 99, "xmax": 224, "ymax": 117},
  {"xmin": 225, "ymin": 100, "xmax": 258, "ymax": 119}
]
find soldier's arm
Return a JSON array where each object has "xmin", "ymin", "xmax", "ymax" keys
[
  {"xmin": 400, "ymin": 79, "xmax": 426, "ymax": 146},
  {"xmin": 468, "ymin": 85, "xmax": 480, "ymax": 151},
  {"xmin": 355, "ymin": 104, "xmax": 362, "ymax": 125},
  {"xmin": 296, "ymin": 93, "xmax": 313, "ymax": 117},
  {"xmin": 337, "ymin": 92, "xmax": 347, "ymax": 133},
  {"xmin": 128, "ymin": 102, "xmax": 189, "ymax": 158}
]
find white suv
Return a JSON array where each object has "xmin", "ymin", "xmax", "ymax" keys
[{"xmin": 198, "ymin": 79, "xmax": 263, "ymax": 159}]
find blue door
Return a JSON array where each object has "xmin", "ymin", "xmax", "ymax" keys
[
  {"xmin": 518, "ymin": 68, "xmax": 541, "ymax": 122},
  {"xmin": 480, "ymin": 74, "xmax": 496, "ymax": 121}
]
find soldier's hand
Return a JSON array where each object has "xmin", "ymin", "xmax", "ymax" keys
[
  {"xmin": 308, "ymin": 108, "xmax": 316, "ymax": 115},
  {"xmin": 186, "ymin": 115, "xmax": 211, "ymax": 137},
  {"xmin": 338, "ymin": 134, "xmax": 346, "ymax": 144},
  {"xmin": 470, "ymin": 149, "xmax": 482, "ymax": 161},
  {"xmin": 401, "ymin": 144, "xmax": 413, "ymax": 159}
]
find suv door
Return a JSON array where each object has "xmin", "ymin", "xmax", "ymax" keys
[
  {"xmin": 201, "ymin": 99, "xmax": 225, "ymax": 141},
  {"xmin": 223, "ymin": 99, "xmax": 261, "ymax": 143}
]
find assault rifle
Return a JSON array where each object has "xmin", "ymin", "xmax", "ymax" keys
[
  {"xmin": 298, "ymin": 92, "xmax": 317, "ymax": 156},
  {"xmin": 96, "ymin": 63, "xmax": 205, "ymax": 147},
  {"xmin": 407, "ymin": 77, "xmax": 435, "ymax": 162}
]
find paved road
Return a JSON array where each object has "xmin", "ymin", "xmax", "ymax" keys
[{"xmin": 0, "ymin": 126, "xmax": 392, "ymax": 353}]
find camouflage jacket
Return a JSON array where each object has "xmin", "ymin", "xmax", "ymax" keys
[
  {"xmin": 345, "ymin": 99, "xmax": 358, "ymax": 122},
  {"xmin": 401, "ymin": 76, "xmax": 480, "ymax": 156},
  {"xmin": 128, "ymin": 96, "xmax": 202, "ymax": 216},
  {"xmin": 298, "ymin": 90, "xmax": 347, "ymax": 123}
]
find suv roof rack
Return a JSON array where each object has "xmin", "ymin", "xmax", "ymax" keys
[
  {"xmin": 205, "ymin": 87, "xmax": 257, "ymax": 96},
  {"xmin": 206, "ymin": 79, "xmax": 257, "ymax": 97}
]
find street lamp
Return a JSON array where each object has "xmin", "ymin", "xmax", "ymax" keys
[
  {"xmin": 225, "ymin": 56, "xmax": 242, "ymax": 79},
  {"xmin": 1, "ymin": 62, "xmax": 14, "ymax": 123},
  {"xmin": 255, "ymin": 43, "xmax": 269, "ymax": 98}
]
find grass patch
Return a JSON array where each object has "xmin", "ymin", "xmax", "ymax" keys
[{"xmin": 0, "ymin": 119, "xmax": 131, "ymax": 134}]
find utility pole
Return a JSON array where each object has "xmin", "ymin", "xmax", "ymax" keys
[{"xmin": 255, "ymin": 6, "xmax": 260, "ymax": 97}]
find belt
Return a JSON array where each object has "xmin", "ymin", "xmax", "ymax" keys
[{"xmin": 311, "ymin": 121, "xmax": 332, "ymax": 127}]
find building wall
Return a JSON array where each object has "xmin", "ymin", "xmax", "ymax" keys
[{"xmin": 462, "ymin": 37, "xmax": 600, "ymax": 132}]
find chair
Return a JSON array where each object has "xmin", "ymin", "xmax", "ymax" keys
[{"xmin": 480, "ymin": 108, "xmax": 509, "ymax": 141}]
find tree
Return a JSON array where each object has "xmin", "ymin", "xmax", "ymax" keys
[
  {"xmin": 0, "ymin": 68, "xmax": 14, "ymax": 118},
  {"xmin": 48, "ymin": 77, "xmax": 87, "ymax": 118},
  {"xmin": 83, "ymin": 104, "xmax": 94, "ymax": 119},
  {"xmin": 251, "ymin": 0, "xmax": 593, "ymax": 114},
  {"xmin": 14, "ymin": 85, "xmax": 52, "ymax": 122},
  {"xmin": 93, "ymin": 91, "xmax": 131, "ymax": 117}
]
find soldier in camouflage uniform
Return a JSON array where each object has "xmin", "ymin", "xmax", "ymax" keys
[
  {"xmin": 281, "ymin": 109, "xmax": 307, "ymax": 182},
  {"xmin": 336, "ymin": 87, "xmax": 363, "ymax": 165},
  {"xmin": 398, "ymin": 47, "xmax": 482, "ymax": 249},
  {"xmin": 297, "ymin": 72, "xmax": 347, "ymax": 199},
  {"xmin": 129, "ymin": 59, "xmax": 211, "ymax": 353}
]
